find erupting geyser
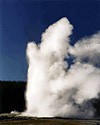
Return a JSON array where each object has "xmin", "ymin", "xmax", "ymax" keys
[{"xmin": 24, "ymin": 17, "xmax": 100, "ymax": 118}]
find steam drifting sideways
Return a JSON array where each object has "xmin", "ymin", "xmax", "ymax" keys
[{"xmin": 24, "ymin": 17, "xmax": 100, "ymax": 118}]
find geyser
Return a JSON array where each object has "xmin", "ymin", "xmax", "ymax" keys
[{"xmin": 24, "ymin": 17, "xmax": 100, "ymax": 118}]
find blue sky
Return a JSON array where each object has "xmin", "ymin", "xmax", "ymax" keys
[{"xmin": 0, "ymin": 0, "xmax": 100, "ymax": 81}]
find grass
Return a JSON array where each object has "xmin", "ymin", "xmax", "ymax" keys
[{"xmin": 0, "ymin": 114, "xmax": 100, "ymax": 125}]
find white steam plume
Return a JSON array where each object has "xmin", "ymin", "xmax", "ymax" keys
[{"xmin": 24, "ymin": 17, "xmax": 100, "ymax": 118}]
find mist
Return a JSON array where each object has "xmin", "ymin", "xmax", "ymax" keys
[{"xmin": 23, "ymin": 17, "xmax": 100, "ymax": 118}]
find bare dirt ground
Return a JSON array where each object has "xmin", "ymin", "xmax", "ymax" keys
[{"xmin": 0, "ymin": 113, "xmax": 100, "ymax": 125}]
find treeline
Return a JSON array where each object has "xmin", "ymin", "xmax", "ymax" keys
[
  {"xmin": 0, "ymin": 80, "xmax": 26, "ymax": 85},
  {"xmin": 0, "ymin": 81, "xmax": 26, "ymax": 113}
]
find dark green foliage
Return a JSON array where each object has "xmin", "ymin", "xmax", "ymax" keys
[{"xmin": 0, "ymin": 81, "xmax": 26, "ymax": 113}]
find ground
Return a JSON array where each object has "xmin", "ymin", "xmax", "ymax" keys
[{"xmin": 0, "ymin": 113, "xmax": 100, "ymax": 125}]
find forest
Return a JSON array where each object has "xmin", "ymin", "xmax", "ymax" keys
[{"xmin": 0, "ymin": 81, "xmax": 26, "ymax": 113}]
